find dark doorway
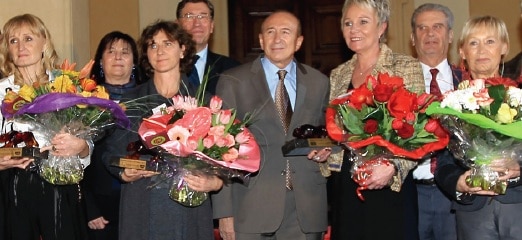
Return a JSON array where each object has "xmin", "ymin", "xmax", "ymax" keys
[{"xmin": 227, "ymin": 0, "xmax": 353, "ymax": 76}]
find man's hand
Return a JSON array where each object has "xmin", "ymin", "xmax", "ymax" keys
[{"xmin": 219, "ymin": 217, "xmax": 235, "ymax": 240}]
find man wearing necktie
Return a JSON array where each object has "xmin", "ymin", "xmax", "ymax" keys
[
  {"xmin": 410, "ymin": 3, "xmax": 462, "ymax": 240},
  {"xmin": 212, "ymin": 11, "xmax": 330, "ymax": 240},
  {"xmin": 176, "ymin": 0, "xmax": 240, "ymax": 94}
]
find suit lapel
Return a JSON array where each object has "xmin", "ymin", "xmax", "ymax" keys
[
  {"xmin": 450, "ymin": 64, "xmax": 463, "ymax": 90},
  {"xmin": 289, "ymin": 62, "xmax": 309, "ymax": 138}
]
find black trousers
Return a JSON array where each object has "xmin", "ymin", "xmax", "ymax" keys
[
  {"xmin": 328, "ymin": 153, "xmax": 419, "ymax": 240},
  {"xmin": 5, "ymin": 169, "xmax": 87, "ymax": 240}
]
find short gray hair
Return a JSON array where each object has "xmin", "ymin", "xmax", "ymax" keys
[{"xmin": 411, "ymin": 3, "xmax": 454, "ymax": 32}]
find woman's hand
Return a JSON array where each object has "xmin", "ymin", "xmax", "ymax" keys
[
  {"xmin": 184, "ymin": 174, "xmax": 223, "ymax": 192},
  {"xmin": 0, "ymin": 155, "xmax": 33, "ymax": 170},
  {"xmin": 307, "ymin": 147, "xmax": 332, "ymax": 162},
  {"xmin": 120, "ymin": 168, "xmax": 158, "ymax": 182},
  {"xmin": 489, "ymin": 159, "xmax": 521, "ymax": 180},
  {"xmin": 364, "ymin": 163, "xmax": 395, "ymax": 190},
  {"xmin": 88, "ymin": 216, "xmax": 109, "ymax": 230},
  {"xmin": 41, "ymin": 133, "xmax": 89, "ymax": 157},
  {"xmin": 456, "ymin": 170, "xmax": 497, "ymax": 196}
]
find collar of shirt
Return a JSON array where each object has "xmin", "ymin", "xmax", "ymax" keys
[
  {"xmin": 260, "ymin": 57, "xmax": 297, "ymax": 110},
  {"xmin": 195, "ymin": 45, "xmax": 209, "ymax": 82},
  {"xmin": 421, "ymin": 59, "xmax": 454, "ymax": 94}
]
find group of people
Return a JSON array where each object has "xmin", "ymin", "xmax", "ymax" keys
[{"xmin": 0, "ymin": 0, "xmax": 520, "ymax": 240}]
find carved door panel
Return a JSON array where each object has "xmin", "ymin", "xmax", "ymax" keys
[{"xmin": 228, "ymin": 0, "xmax": 352, "ymax": 76}]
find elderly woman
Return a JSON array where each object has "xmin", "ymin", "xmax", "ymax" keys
[
  {"xmin": 0, "ymin": 14, "xmax": 91, "ymax": 239},
  {"xmin": 325, "ymin": 0, "xmax": 424, "ymax": 239},
  {"xmin": 103, "ymin": 21, "xmax": 222, "ymax": 240},
  {"xmin": 435, "ymin": 16, "xmax": 522, "ymax": 240},
  {"xmin": 82, "ymin": 31, "xmax": 141, "ymax": 240}
]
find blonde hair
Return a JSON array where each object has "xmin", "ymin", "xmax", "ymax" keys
[
  {"xmin": 341, "ymin": 0, "xmax": 390, "ymax": 42},
  {"xmin": 0, "ymin": 14, "xmax": 58, "ymax": 85},
  {"xmin": 458, "ymin": 15, "xmax": 510, "ymax": 56}
]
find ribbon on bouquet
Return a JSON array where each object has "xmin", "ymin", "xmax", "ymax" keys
[{"xmin": 7, "ymin": 93, "xmax": 130, "ymax": 128}]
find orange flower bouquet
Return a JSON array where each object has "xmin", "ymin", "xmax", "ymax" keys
[
  {"xmin": 1, "ymin": 60, "xmax": 129, "ymax": 185},
  {"xmin": 326, "ymin": 73, "xmax": 449, "ymax": 200}
]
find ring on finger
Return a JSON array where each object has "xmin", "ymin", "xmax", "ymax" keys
[
  {"xmin": 52, "ymin": 145, "xmax": 57, "ymax": 151},
  {"xmin": 313, "ymin": 155, "xmax": 321, "ymax": 161}
]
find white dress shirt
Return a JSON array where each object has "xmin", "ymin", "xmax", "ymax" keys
[{"xmin": 414, "ymin": 60, "xmax": 455, "ymax": 180}]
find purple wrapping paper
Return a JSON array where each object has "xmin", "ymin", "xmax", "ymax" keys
[{"xmin": 3, "ymin": 93, "xmax": 130, "ymax": 128}]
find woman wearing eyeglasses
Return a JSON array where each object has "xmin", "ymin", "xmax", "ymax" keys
[{"xmin": 103, "ymin": 20, "xmax": 222, "ymax": 240}]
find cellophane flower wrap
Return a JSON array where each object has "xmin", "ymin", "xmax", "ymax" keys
[
  {"xmin": 138, "ymin": 95, "xmax": 261, "ymax": 206},
  {"xmin": 326, "ymin": 73, "xmax": 449, "ymax": 200},
  {"xmin": 0, "ymin": 60, "xmax": 130, "ymax": 185},
  {"xmin": 426, "ymin": 78, "xmax": 522, "ymax": 194}
]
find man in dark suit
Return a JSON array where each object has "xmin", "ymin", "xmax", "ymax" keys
[
  {"xmin": 212, "ymin": 10, "xmax": 330, "ymax": 240},
  {"xmin": 176, "ymin": 0, "xmax": 240, "ymax": 94},
  {"xmin": 410, "ymin": 3, "xmax": 461, "ymax": 240}
]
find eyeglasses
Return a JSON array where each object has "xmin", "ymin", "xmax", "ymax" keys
[{"xmin": 180, "ymin": 13, "xmax": 211, "ymax": 22}]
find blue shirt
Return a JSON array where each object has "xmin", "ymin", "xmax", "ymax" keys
[{"xmin": 260, "ymin": 57, "xmax": 297, "ymax": 110}]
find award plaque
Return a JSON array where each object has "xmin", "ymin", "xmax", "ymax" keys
[
  {"xmin": 0, "ymin": 147, "xmax": 49, "ymax": 159},
  {"xmin": 110, "ymin": 157, "xmax": 164, "ymax": 172},
  {"xmin": 282, "ymin": 138, "xmax": 341, "ymax": 156},
  {"xmin": 281, "ymin": 124, "xmax": 342, "ymax": 157}
]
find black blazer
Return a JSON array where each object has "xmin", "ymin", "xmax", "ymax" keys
[{"xmin": 202, "ymin": 51, "xmax": 240, "ymax": 95}]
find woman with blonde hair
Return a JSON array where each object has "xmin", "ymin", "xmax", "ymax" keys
[
  {"xmin": 0, "ymin": 14, "xmax": 91, "ymax": 240},
  {"xmin": 435, "ymin": 16, "xmax": 522, "ymax": 240},
  {"xmin": 325, "ymin": 0, "xmax": 424, "ymax": 239}
]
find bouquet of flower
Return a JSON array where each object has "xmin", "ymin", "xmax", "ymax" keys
[
  {"xmin": 1, "ymin": 60, "xmax": 130, "ymax": 185},
  {"xmin": 426, "ymin": 78, "xmax": 522, "ymax": 194},
  {"xmin": 138, "ymin": 95, "xmax": 260, "ymax": 206},
  {"xmin": 326, "ymin": 73, "xmax": 449, "ymax": 200}
]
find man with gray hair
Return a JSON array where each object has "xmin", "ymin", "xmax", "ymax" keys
[{"xmin": 410, "ymin": 3, "xmax": 461, "ymax": 240}]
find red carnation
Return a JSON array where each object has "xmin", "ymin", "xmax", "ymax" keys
[
  {"xmin": 397, "ymin": 123, "xmax": 414, "ymax": 139},
  {"xmin": 373, "ymin": 84, "xmax": 394, "ymax": 102},
  {"xmin": 363, "ymin": 119, "xmax": 379, "ymax": 134},
  {"xmin": 348, "ymin": 85, "xmax": 374, "ymax": 110}
]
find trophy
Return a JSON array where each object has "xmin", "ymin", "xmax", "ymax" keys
[
  {"xmin": 282, "ymin": 124, "xmax": 341, "ymax": 156},
  {"xmin": 110, "ymin": 140, "xmax": 166, "ymax": 172},
  {"xmin": 0, "ymin": 131, "xmax": 49, "ymax": 160}
]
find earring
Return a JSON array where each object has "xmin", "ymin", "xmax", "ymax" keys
[
  {"xmin": 130, "ymin": 66, "xmax": 136, "ymax": 82},
  {"xmin": 99, "ymin": 63, "xmax": 104, "ymax": 78},
  {"xmin": 181, "ymin": 54, "xmax": 184, "ymax": 59}
]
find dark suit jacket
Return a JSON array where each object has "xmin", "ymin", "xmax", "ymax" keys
[
  {"xmin": 203, "ymin": 51, "xmax": 240, "ymax": 95},
  {"xmin": 435, "ymin": 65, "xmax": 522, "ymax": 211},
  {"xmin": 212, "ymin": 56, "xmax": 330, "ymax": 233}
]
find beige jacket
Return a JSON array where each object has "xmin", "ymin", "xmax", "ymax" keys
[{"xmin": 322, "ymin": 44, "xmax": 424, "ymax": 191}]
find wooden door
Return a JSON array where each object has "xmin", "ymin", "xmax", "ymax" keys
[{"xmin": 227, "ymin": 0, "xmax": 352, "ymax": 76}]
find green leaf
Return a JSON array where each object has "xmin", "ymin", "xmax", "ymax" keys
[
  {"xmin": 363, "ymin": 105, "xmax": 384, "ymax": 121},
  {"xmin": 488, "ymin": 85, "xmax": 506, "ymax": 115},
  {"xmin": 339, "ymin": 105, "xmax": 364, "ymax": 134}
]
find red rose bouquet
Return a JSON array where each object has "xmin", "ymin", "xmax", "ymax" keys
[
  {"xmin": 138, "ymin": 95, "xmax": 260, "ymax": 206},
  {"xmin": 1, "ymin": 60, "xmax": 129, "ymax": 185},
  {"xmin": 426, "ymin": 78, "xmax": 522, "ymax": 194},
  {"xmin": 326, "ymin": 73, "xmax": 449, "ymax": 200}
]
